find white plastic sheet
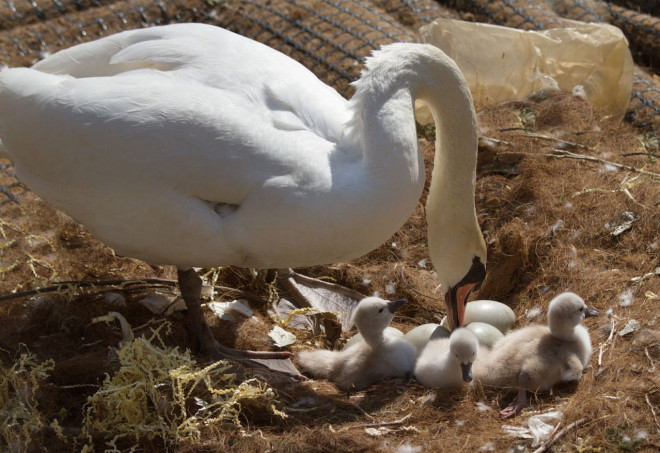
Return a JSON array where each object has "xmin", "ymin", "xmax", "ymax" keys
[{"xmin": 418, "ymin": 18, "xmax": 633, "ymax": 121}]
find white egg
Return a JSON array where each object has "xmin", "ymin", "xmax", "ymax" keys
[
  {"xmin": 466, "ymin": 322, "xmax": 504, "ymax": 349},
  {"xmin": 343, "ymin": 326, "xmax": 404, "ymax": 350},
  {"xmin": 465, "ymin": 300, "xmax": 516, "ymax": 333},
  {"xmin": 403, "ymin": 323, "xmax": 450, "ymax": 353}
]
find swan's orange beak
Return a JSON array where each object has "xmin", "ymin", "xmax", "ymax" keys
[{"xmin": 446, "ymin": 257, "xmax": 486, "ymax": 330}]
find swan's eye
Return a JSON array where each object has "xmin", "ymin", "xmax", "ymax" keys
[
  {"xmin": 378, "ymin": 308, "xmax": 384, "ymax": 313},
  {"xmin": 579, "ymin": 307, "xmax": 584, "ymax": 312}
]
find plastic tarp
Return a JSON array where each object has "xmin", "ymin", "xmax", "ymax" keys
[{"xmin": 417, "ymin": 18, "xmax": 633, "ymax": 122}]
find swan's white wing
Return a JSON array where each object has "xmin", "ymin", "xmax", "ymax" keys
[
  {"xmin": 32, "ymin": 23, "xmax": 349, "ymax": 142},
  {"xmin": 0, "ymin": 60, "xmax": 347, "ymax": 267}
]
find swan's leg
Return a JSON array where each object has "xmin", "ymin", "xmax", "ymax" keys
[
  {"xmin": 177, "ymin": 268, "xmax": 299, "ymax": 367},
  {"xmin": 500, "ymin": 371, "xmax": 530, "ymax": 418}
]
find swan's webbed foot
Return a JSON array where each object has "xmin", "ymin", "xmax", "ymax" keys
[
  {"xmin": 201, "ymin": 344, "xmax": 305, "ymax": 381},
  {"xmin": 177, "ymin": 268, "xmax": 304, "ymax": 381},
  {"xmin": 500, "ymin": 372, "xmax": 530, "ymax": 418}
]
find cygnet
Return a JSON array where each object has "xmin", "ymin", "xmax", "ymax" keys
[
  {"xmin": 414, "ymin": 328, "xmax": 479, "ymax": 389},
  {"xmin": 472, "ymin": 292, "xmax": 598, "ymax": 418},
  {"xmin": 297, "ymin": 297, "xmax": 416, "ymax": 391}
]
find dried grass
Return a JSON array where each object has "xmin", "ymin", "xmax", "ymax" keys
[
  {"xmin": 0, "ymin": 350, "xmax": 56, "ymax": 452},
  {"xmin": 0, "ymin": 91, "xmax": 659, "ymax": 451}
]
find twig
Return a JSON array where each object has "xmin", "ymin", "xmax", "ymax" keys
[
  {"xmin": 0, "ymin": 278, "xmax": 262, "ymax": 303},
  {"xmin": 522, "ymin": 132, "xmax": 592, "ymax": 151},
  {"xmin": 0, "ymin": 279, "xmax": 175, "ymax": 302},
  {"xmin": 532, "ymin": 418, "xmax": 587, "ymax": 453},
  {"xmin": 350, "ymin": 402, "xmax": 377, "ymax": 422},
  {"xmin": 622, "ymin": 152, "xmax": 659, "ymax": 159},
  {"xmin": 547, "ymin": 149, "xmax": 660, "ymax": 178},
  {"xmin": 498, "ymin": 127, "xmax": 528, "ymax": 132},
  {"xmin": 598, "ymin": 319, "xmax": 616, "ymax": 367},
  {"xmin": 498, "ymin": 149, "xmax": 660, "ymax": 179},
  {"xmin": 645, "ymin": 348, "xmax": 657, "ymax": 372},
  {"xmin": 572, "ymin": 173, "xmax": 649, "ymax": 209},
  {"xmin": 645, "ymin": 393, "xmax": 660, "ymax": 430},
  {"xmin": 480, "ymin": 136, "xmax": 511, "ymax": 146},
  {"xmin": 344, "ymin": 413, "xmax": 412, "ymax": 431}
]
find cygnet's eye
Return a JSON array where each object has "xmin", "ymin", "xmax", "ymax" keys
[
  {"xmin": 579, "ymin": 306, "xmax": 584, "ymax": 312},
  {"xmin": 378, "ymin": 308, "xmax": 384, "ymax": 313}
]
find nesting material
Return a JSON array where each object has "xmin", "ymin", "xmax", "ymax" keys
[
  {"xmin": 0, "ymin": 351, "xmax": 55, "ymax": 451},
  {"xmin": 81, "ymin": 322, "xmax": 286, "ymax": 448}
]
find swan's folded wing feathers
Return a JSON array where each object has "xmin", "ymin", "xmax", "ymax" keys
[
  {"xmin": 32, "ymin": 24, "xmax": 348, "ymax": 148},
  {"xmin": 264, "ymin": 78, "xmax": 347, "ymax": 142}
]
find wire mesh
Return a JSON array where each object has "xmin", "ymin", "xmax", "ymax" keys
[
  {"xmin": 608, "ymin": 4, "xmax": 660, "ymax": 75},
  {"xmin": 0, "ymin": 0, "xmax": 658, "ymax": 205},
  {"xmin": 444, "ymin": 0, "xmax": 564, "ymax": 30}
]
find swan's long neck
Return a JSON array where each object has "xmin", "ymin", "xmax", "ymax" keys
[
  {"xmin": 340, "ymin": 55, "xmax": 422, "ymax": 183},
  {"xmin": 341, "ymin": 44, "xmax": 483, "ymax": 289}
]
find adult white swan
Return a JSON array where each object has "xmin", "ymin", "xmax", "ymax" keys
[{"xmin": 0, "ymin": 23, "xmax": 486, "ymax": 363}]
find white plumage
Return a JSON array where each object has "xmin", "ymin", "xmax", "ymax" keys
[
  {"xmin": 472, "ymin": 292, "xmax": 598, "ymax": 417},
  {"xmin": 0, "ymin": 23, "xmax": 486, "ymax": 358},
  {"xmin": 414, "ymin": 327, "xmax": 479, "ymax": 389},
  {"xmin": 297, "ymin": 297, "xmax": 415, "ymax": 390}
]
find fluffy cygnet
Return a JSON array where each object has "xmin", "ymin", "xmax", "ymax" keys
[
  {"xmin": 414, "ymin": 328, "xmax": 479, "ymax": 389},
  {"xmin": 472, "ymin": 292, "xmax": 598, "ymax": 418},
  {"xmin": 297, "ymin": 297, "xmax": 416, "ymax": 391}
]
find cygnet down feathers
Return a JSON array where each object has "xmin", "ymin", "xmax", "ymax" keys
[
  {"xmin": 297, "ymin": 297, "xmax": 415, "ymax": 390},
  {"xmin": 472, "ymin": 292, "xmax": 598, "ymax": 417},
  {"xmin": 414, "ymin": 327, "xmax": 479, "ymax": 389}
]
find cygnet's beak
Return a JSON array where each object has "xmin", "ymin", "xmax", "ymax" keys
[
  {"xmin": 585, "ymin": 307, "xmax": 599, "ymax": 318},
  {"xmin": 387, "ymin": 298, "xmax": 407, "ymax": 314},
  {"xmin": 446, "ymin": 257, "xmax": 487, "ymax": 330},
  {"xmin": 460, "ymin": 362, "xmax": 473, "ymax": 383}
]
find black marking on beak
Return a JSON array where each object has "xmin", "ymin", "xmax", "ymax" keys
[
  {"xmin": 446, "ymin": 256, "xmax": 486, "ymax": 330},
  {"xmin": 585, "ymin": 307, "xmax": 599, "ymax": 318},
  {"xmin": 460, "ymin": 362, "xmax": 473, "ymax": 383},
  {"xmin": 387, "ymin": 298, "xmax": 407, "ymax": 314}
]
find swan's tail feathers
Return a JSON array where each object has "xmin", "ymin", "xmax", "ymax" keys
[{"xmin": 297, "ymin": 349, "xmax": 337, "ymax": 378}]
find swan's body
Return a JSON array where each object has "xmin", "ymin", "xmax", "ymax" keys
[
  {"xmin": 297, "ymin": 297, "xmax": 415, "ymax": 390},
  {"xmin": 0, "ymin": 24, "xmax": 486, "ymax": 358},
  {"xmin": 472, "ymin": 292, "xmax": 598, "ymax": 417},
  {"xmin": 414, "ymin": 327, "xmax": 478, "ymax": 389}
]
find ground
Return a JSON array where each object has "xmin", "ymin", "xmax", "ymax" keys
[
  {"xmin": 0, "ymin": 1, "xmax": 659, "ymax": 451},
  {"xmin": 1, "ymin": 89, "xmax": 658, "ymax": 452}
]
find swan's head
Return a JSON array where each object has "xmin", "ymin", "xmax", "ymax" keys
[
  {"xmin": 449, "ymin": 328, "xmax": 479, "ymax": 382},
  {"xmin": 430, "ymin": 225, "xmax": 487, "ymax": 331},
  {"xmin": 547, "ymin": 292, "xmax": 599, "ymax": 335},
  {"xmin": 352, "ymin": 297, "xmax": 406, "ymax": 339}
]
